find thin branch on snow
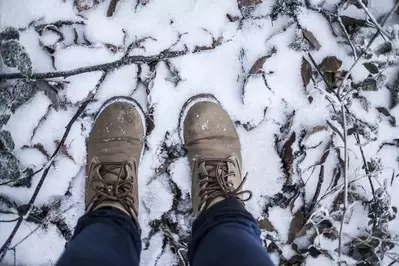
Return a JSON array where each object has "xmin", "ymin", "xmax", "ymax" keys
[
  {"xmin": 336, "ymin": 4, "xmax": 358, "ymax": 60},
  {"xmin": 338, "ymin": 0, "xmax": 399, "ymax": 98},
  {"xmin": 356, "ymin": 0, "xmax": 393, "ymax": 43},
  {"xmin": 0, "ymin": 49, "xmax": 187, "ymax": 80},
  {"xmin": 338, "ymin": 105, "xmax": 348, "ymax": 265},
  {"xmin": 0, "ymin": 71, "xmax": 109, "ymax": 262}
]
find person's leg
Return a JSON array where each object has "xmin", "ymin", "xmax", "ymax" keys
[
  {"xmin": 188, "ymin": 197, "xmax": 274, "ymax": 266},
  {"xmin": 181, "ymin": 94, "xmax": 275, "ymax": 266},
  {"xmin": 56, "ymin": 207, "xmax": 141, "ymax": 266},
  {"xmin": 56, "ymin": 96, "xmax": 146, "ymax": 266}
]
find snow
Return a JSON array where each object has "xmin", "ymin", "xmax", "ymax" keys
[{"xmin": 1, "ymin": 0, "xmax": 399, "ymax": 265}]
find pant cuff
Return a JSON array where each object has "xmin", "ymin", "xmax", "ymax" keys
[{"xmin": 188, "ymin": 197, "xmax": 257, "ymax": 262}]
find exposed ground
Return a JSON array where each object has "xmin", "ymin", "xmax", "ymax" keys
[{"xmin": 1, "ymin": 0, "xmax": 399, "ymax": 265}]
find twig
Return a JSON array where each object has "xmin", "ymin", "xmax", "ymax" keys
[
  {"xmin": 0, "ymin": 218, "xmax": 19, "ymax": 223},
  {"xmin": 336, "ymin": 9, "xmax": 357, "ymax": 60},
  {"xmin": 307, "ymin": 52, "xmax": 334, "ymax": 93},
  {"xmin": 0, "ymin": 49, "xmax": 187, "ymax": 80},
  {"xmin": 338, "ymin": 0, "xmax": 399, "ymax": 97},
  {"xmin": 124, "ymin": 36, "xmax": 157, "ymax": 58},
  {"xmin": 354, "ymin": 133, "xmax": 376, "ymax": 195},
  {"xmin": 308, "ymin": 165, "xmax": 325, "ymax": 215},
  {"xmin": 338, "ymin": 105, "xmax": 348, "ymax": 265},
  {"xmin": 0, "ymin": 71, "xmax": 109, "ymax": 262},
  {"xmin": 356, "ymin": 0, "xmax": 392, "ymax": 42}
]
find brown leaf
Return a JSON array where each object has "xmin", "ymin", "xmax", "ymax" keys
[
  {"xmin": 107, "ymin": 0, "xmax": 119, "ymax": 17},
  {"xmin": 340, "ymin": 16, "xmax": 367, "ymax": 27},
  {"xmin": 258, "ymin": 218, "xmax": 275, "ymax": 232},
  {"xmin": 226, "ymin": 14, "xmax": 240, "ymax": 22},
  {"xmin": 301, "ymin": 57, "xmax": 312, "ymax": 89},
  {"xmin": 74, "ymin": 0, "xmax": 100, "ymax": 12},
  {"xmin": 104, "ymin": 43, "xmax": 123, "ymax": 53},
  {"xmin": 239, "ymin": 0, "xmax": 262, "ymax": 7},
  {"xmin": 288, "ymin": 210, "xmax": 306, "ymax": 244},
  {"xmin": 302, "ymin": 29, "xmax": 321, "ymax": 51},
  {"xmin": 281, "ymin": 132, "xmax": 296, "ymax": 182},
  {"xmin": 376, "ymin": 107, "xmax": 396, "ymax": 126},
  {"xmin": 55, "ymin": 141, "xmax": 75, "ymax": 162},
  {"xmin": 22, "ymin": 143, "xmax": 50, "ymax": 160},
  {"xmin": 249, "ymin": 56, "xmax": 268, "ymax": 74},
  {"xmin": 319, "ymin": 56, "xmax": 342, "ymax": 73}
]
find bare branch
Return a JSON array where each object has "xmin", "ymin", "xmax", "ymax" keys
[
  {"xmin": 338, "ymin": 0, "xmax": 399, "ymax": 97},
  {"xmin": 0, "ymin": 71, "xmax": 110, "ymax": 262},
  {"xmin": 0, "ymin": 49, "xmax": 187, "ymax": 80},
  {"xmin": 336, "ymin": 7, "xmax": 358, "ymax": 60},
  {"xmin": 338, "ymin": 105, "xmax": 348, "ymax": 265},
  {"xmin": 356, "ymin": 0, "xmax": 393, "ymax": 42}
]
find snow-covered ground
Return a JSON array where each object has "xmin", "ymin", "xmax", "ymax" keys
[{"xmin": 1, "ymin": 0, "xmax": 399, "ymax": 265}]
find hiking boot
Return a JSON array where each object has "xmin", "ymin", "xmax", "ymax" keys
[
  {"xmin": 181, "ymin": 94, "xmax": 252, "ymax": 217},
  {"xmin": 86, "ymin": 96, "xmax": 146, "ymax": 224}
]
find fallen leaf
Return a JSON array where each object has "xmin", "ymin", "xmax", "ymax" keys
[
  {"xmin": 107, "ymin": 0, "xmax": 119, "ymax": 17},
  {"xmin": 74, "ymin": 0, "xmax": 100, "ymax": 12},
  {"xmin": 319, "ymin": 56, "xmax": 342, "ymax": 73},
  {"xmin": 22, "ymin": 143, "xmax": 50, "ymax": 159},
  {"xmin": 363, "ymin": 62, "xmax": 379, "ymax": 74},
  {"xmin": 340, "ymin": 16, "xmax": 367, "ymax": 27},
  {"xmin": 239, "ymin": 0, "xmax": 263, "ymax": 7},
  {"xmin": 36, "ymin": 80, "xmax": 60, "ymax": 110},
  {"xmin": 249, "ymin": 56, "xmax": 268, "ymax": 74},
  {"xmin": 303, "ymin": 125, "xmax": 327, "ymax": 142},
  {"xmin": 258, "ymin": 218, "xmax": 275, "ymax": 232},
  {"xmin": 55, "ymin": 141, "xmax": 75, "ymax": 162},
  {"xmin": 376, "ymin": 107, "xmax": 396, "ymax": 126},
  {"xmin": 288, "ymin": 210, "xmax": 306, "ymax": 244},
  {"xmin": 361, "ymin": 78, "xmax": 377, "ymax": 91},
  {"xmin": 375, "ymin": 42, "xmax": 392, "ymax": 56},
  {"xmin": 226, "ymin": 14, "xmax": 240, "ymax": 22},
  {"xmin": 302, "ymin": 29, "xmax": 321, "ymax": 51},
  {"xmin": 281, "ymin": 132, "xmax": 296, "ymax": 182},
  {"xmin": 301, "ymin": 57, "xmax": 312, "ymax": 89}
]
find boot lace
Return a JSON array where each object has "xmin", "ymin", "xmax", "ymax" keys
[
  {"xmin": 88, "ymin": 160, "xmax": 137, "ymax": 218},
  {"xmin": 197, "ymin": 158, "xmax": 252, "ymax": 211}
]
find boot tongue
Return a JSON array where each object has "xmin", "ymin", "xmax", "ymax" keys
[
  {"xmin": 204, "ymin": 162, "xmax": 229, "ymax": 181},
  {"xmin": 96, "ymin": 164, "xmax": 130, "ymax": 195}
]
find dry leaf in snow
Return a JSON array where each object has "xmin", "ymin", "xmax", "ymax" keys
[
  {"xmin": 301, "ymin": 57, "xmax": 312, "ymax": 89},
  {"xmin": 302, "ymin": 29, "xmax": 321, "ymax": 51},
  {"xmin": 226, "ymin": 14, "xmax": 240, "ymax": 22},
  {"xmin": 363, "ymin": 62, "xmax": 379, "ymax": 74},
  {"xmin": 319, "ymin": 56, "xmax": 342, "ymax": 73},
  {"xmin": 249, "ymin": 56, "xmax": 268, "ymax": 74},
  {"xmin": 288, "ymin": 210, "xmax": 306, "ymax": 244},
  {"xmin": 239, "ymin": 0, "xmax": 263, "ymax": 7},
  {"xmin": 107, "ymin": 0, "xmax": 119, "ymax": 17},
  {"xmin": 74, "ymin": 0, "xmax": 100, "ymax": 12},
  {"xmin": 258, "ymin": 218, "xmax": 275, "ymax": 232},
  {"xmin": 281, "ymin": 132, "xmax": 296, "ymax": 181},
  {"xmin": 376, "ymin": 107, "xmax": 396, "ymax": 126}
]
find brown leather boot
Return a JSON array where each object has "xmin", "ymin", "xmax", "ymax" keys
[
  {"xmin": 180, "ymin": 94, "xmax": 252, "ymax": 217},
  {"xmin": 86, "ymin": 96, "xmax": 146, "ymax": 225}
]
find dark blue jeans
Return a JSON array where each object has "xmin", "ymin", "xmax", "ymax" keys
[{"xmin": 56, "ymin": 197, "xmax": 274, "ymax": 266}]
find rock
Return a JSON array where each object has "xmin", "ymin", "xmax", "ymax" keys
[
  {"xmin": 0, "ymin": 151, "xmax": 20, "ymax": 180},
  {"xmin": 0, "ymin": 130, "xmax": 14, "ymax": 152}
]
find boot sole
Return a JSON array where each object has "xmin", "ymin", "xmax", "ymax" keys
[
  {"xmin": 177, "ymin": 93, "xmax": 221, "ymax": 144},
  {"xmin": 95, "ymin": 96, "xmax": 147, "ymax": 160}
]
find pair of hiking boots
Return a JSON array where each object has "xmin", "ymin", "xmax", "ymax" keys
[{"xmin": 85, "ymin": 95, "xmax": 252, "ymax": 224}]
